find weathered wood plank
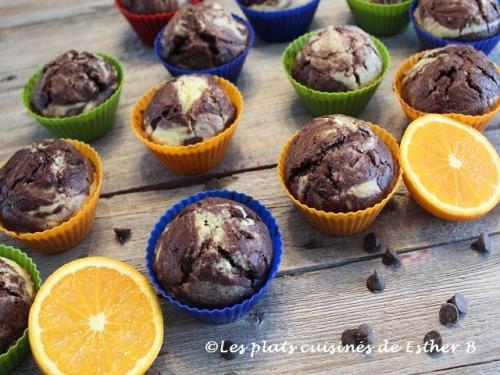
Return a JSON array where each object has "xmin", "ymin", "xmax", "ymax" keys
[{"xmin": 13, "ymin": 236, "xmax": 500, "ymax": 374}]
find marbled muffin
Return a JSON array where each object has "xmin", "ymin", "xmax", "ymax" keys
[
  {"xmin": 0, "ymin": 257, "xmax": 35, "ymax": 354},
  {"xmin": 292, "ymin": 25, "xmax": 383, "ymax": 92},
  {"xmin": 153, "ymin": 197, "xmax": 273, "ymax": 308},
  {"xmin": 414, "ymin": 0, "xmax": 500, "ymax": 41},
  {"xmin": 121, "ymin": 0, "xmax": 189, "ymax": 14},
  {"xmin": 31, "ymin": 50, "xmax": 119, "ymax": 118},
  {"xmin": 143, "ymin": 75, "xmax": 236, "ymax": 146},
  {"xmin": 242, "ymin": 0, "xmax": 308, "ymax": 10},
  {"xmin": 160, "ymin": 3, "xmax": 249, "ymax": 70},
  {"xmin": 401, "ymin": 45, "xmax": 500, "ymax": 115},
  {"xmin": 0, "ymin": 139, "xmax": 95, "ymax": 233},
  {"xmin": 285, "ymin": 115, "xmax": 396, "ymax": 213}
]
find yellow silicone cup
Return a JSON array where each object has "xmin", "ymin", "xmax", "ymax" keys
[
  {"xmin": 0, "ymin": 140, "xmax": 103, "ymax": 254},
  {"xmin": 131, "ymin": 76, "xmax": 243, "ymax": 175},
  {"xmin": 393, "ymin": 53, "xmax": 500, "ymax": 132},
  {"xmin": 278, "ymin": 124, "xmax": 403, "ymax": 236}
]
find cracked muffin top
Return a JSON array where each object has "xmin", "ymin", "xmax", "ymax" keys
[
  {"xmin": 242, "ymin": 0, "xmax": 309, "ymax": 11},
  {"xmin": 121, "ymin": 0, "xmax": 189, "ymax": 14},
  {"xmin": 153, "ymin": 197, "xmax": 273, "ymax": 308},
  {"xmin": 401, "ymin": 45, "xmax": 500, "ymax": 115},
  {"xmin": 143, "ymin": 75, "xmax": 236, "ymax": 147},
  {"xmin": 31, "ymin": 50, "xmax": 118, "ymax": 118},
  {"xmin": 292, "ymin": 25, "xmax": 383, "ymax": 92},
  {"xmin": 414, "ymin": 0, "xmax": 500, "ymax": 41},
  {"xmin": 160, "ymin": 3, "xmax": 249, "ymax": 70},
  {"xmin": 285, "ymin": 115, "xmax": 397, "ymax": 213},
  {"xmin": 0, "ymin": 139, "xmax": 95, "ymax": 233},
  {"xmin": 0, "ymin": 257, "xmax": 34, "ymax": 354}
]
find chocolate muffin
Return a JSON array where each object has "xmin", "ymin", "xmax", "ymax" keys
[
  {"xmin": 143, "ymin": 75, "xmax": 236, "ymax": 146},
  {"xmin": 414, "ymin": 0, "xmax": 500, "ymax": 41},
  {"xmin": 121, "ymin": 0, "xmax": 189, "ymax": 14},
  {"xmin": 401, "ymin": 45, "xmax": 500, "ymax": 115},
  {"xmin": 292, "ymin": 25, "xmax": 383, "ymax": 92},
  {"xmin": 0, "ymin": 257, "xmax": 34, "ymax": 354},
  {"xmin": 153, "ymin": 197, "xmax": 274, "ymax": 308},
  {"xmin": 31, "ymin": 50, "xmax": 119, "ymax": 118},
  {"xmin": 285, "ymin": 115, "xmax": 396, "ymax": 213},
  {"xmin": 0, "ymin": 139, "xmax": 95, "ymax": 233},
  {"xmin": 160, "ymin": 3, "xmax": 249, "ymax": 70}
]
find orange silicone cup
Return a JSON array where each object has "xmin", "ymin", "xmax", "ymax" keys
[
  {"xmin": 393, "ymin": 53, "xmax": 500, "ymax": 132},
  {"xmin": 278, "ymin": 124, "xmax": 403, "ymax": 236},
  {"xmin": 131, "ymin": 76, "xmax": 243, "ymax": 175},
  {"xmin": 0, "ymin": 140, "xmax": 103, "ymax": 254}
]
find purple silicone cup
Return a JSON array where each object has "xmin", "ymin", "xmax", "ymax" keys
[
  {"xmin": 235, "ymin": 0, "xmax": 320, "ymax": 43},
  {"xmin": 153, "ymin": 15, "xmax": 255, "ymax": 83},
  {"xmin": 409, "ymin": 1, "xmax": 500, "ymax": 55},
  {"xmin": 145, "ymin": 190, "xmax": 283, "ymax": 324}
]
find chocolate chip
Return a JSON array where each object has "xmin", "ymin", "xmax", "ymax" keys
[
  {"xmin": 114, "ymin": 228, "xmax": 132, "ymax": 245},
  {"xmin": 220, "ymin": 340, "xmax": 237, "ymax": 360},
  {"xmin": 439, "ymin": 303, "xmax": 459, "ymax": 326},
  {"xmin": 423, "ymin": 330, "xmax": 442, "ymax": 354},
  {"xmin": 363, "ymin": 232, "xmax": 381, "ymax": 253},
  {"xmin": 366, "ymin": 270, "xmax": 385, "ymax": 293},
  {"xmin": 382, "ymin": 248, "xmax": 401, "ymax": 267},
  {"xmin": 341, "ymin": 329, "xmax": 358, "ymax": 347},
  {"xmin": 447, "ymin": 293, "xmax": 468, "ymax": 315},
  {"xmin": 471, "ymin": 232, "xmax": 491, "ymax": 253},
  {"xmin": 356, "ymin": 324, "xmax": 373, "ymax": 345}
]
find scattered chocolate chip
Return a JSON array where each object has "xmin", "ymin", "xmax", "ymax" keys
[
  {"xmin": 363, "ymin": 232, "xmax": 381, "ymax": 253},
  {"xmin": 382, "ymin": 248, "xmax": 401, "ymax": 267},
  {"xmin": 220, "ymin": 340, "xmax": 237, "ymax": 360},
  {"xmin": 204, "ymin": 179, "xmax": 222, "ymax": 190},
  {"xmin": 471, "ymin": 232, "xmax": 491, "ymax": 253},
  {"xmin": 423, "ymin": 330, "xmax": 442, "ymax": 354},
  {"xmin": 447, "ymin": 293, "xmax": 468, "ymax": 315},
  {"xmin": 439, "ymin": 303, "xmax": 459, "ymax": 326},
  {"xmin": 385, "ymin": 199, "xmax": 399, "ymax": 212},
  {"xmin": 114, "ymin": 228, "xmax": 132, "ymax": 245},
  {"xmin": 0, "ymin": 74, "xmax": 16, "ymax": 83},
  {"xmin": 341, "ymin": 329, "xmax": 358, "ymax": 347},
  {"xmin": 356, "ymin": 324, "xmax": 373, "ymax": 345},
  {"xmin": 366, "ymin": 270, "xmax": 385, "ymax": 293}
]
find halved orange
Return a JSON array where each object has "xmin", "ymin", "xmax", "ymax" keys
[
  {"xmin": 401, "ymin": 115, "xmax": 500, "ymax": 221},
  {"xmin": 29, "ymin": 257, "xmax": 164, "ymax": 375}
]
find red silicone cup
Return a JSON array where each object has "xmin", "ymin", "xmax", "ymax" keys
[{"xmin": 115, "ymin": 0, "xmax": 202, "ymax": 46}]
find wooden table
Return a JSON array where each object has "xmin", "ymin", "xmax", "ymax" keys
[{"xmin": 1, "ymin": 0, "xmax": 499, "ymax": 374}]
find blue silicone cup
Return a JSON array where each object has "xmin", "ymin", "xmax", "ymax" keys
[
  {"xmin": 146, "ymin": 190, "xmax": 283, "ymax": 324},
  {"xmin": 236, "ymin": 0, "xmax": 320, "ymax": 43},
  {"xmin": 409, "ymin": 1, "xmax": 500, "ymax": 55},
  {"xmin": 154, "ymin": 15, "xmax": 255, "ymax": 83}
]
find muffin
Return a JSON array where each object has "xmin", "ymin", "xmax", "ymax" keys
[
  {"xmin": 292, "ymin": 25, "xmax": 383, "ymax": 92},
  {"xmin": 121, "ymin": 0, "xmax": 189, "ymax": 14},
  {"xmin": 0, "ymin": 256, "xmax": 35, "ymax": 354},
  {"xmin": 153, "ymin": 197, "xmax": 274, "ymax": 308},
  {"xmin": 285, "ymin": 115, "xmax": 396, "ymax": 213},
  {"xmin": 0, "ymin": 139, "xmax": 96, "ymax": 233},
  {"xmin": 242, "ymin": 0, "xmax": 309, "ymax": 10},
  {"xmin": 414, "ymin": 0, "xmax": 500, "ymax": 42},
  {"xmin": 401, "ymin": 45, "xmax": 500, "ymax": 116},
  {"xmin": 143, "ymin": 75, "xmax": 236, "ymax": 146},
  {"xmin": 160, "ymin": 3, "xmax": 249, "ymax": 70}
]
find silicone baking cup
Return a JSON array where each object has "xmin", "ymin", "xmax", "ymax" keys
[
  {"xmin": 235, "ymin": 0, "xmax": 320, "ymax": 43},
  {"xmin": 0, "ymin": 245, "xmax": 41, "ymax": 375},
  {"xmin": 145, "ymin": 190, "xmax": 283, "ymax": 324},
  {"xmin": 347, "ymin": 0, "xmax": 413, "ymax": 36},
  {"xmin": 0, "ymin": 140, "xmax": 103, "ymax": 254},
  {"xmin": 154, "ymin": 15, "xmax": 255, "ymax": 83},
  {"xmin": 131, "ymin": 76, "xmax": 243, "ymax": 175},
  {"xmin": 409, "ymin": 1, "xmax": 500, "ymax": 55},
  {"xmin": 393, "ymin": 53, "xmax": 500, "ymax": 132},
  {"xmin": 115, "ymin": 0, "xmax": 202, "ymax": 46},
  {"xmin": 22, "ymin": 53, "xmax": 124, "ymax": 143},
  {"xmin": 282, "ymin": 31, "xmax": 391, "ymax": 117},
  {"xmin": 278, "ymin": 124, "xmax": 403, "ymax": 236}
]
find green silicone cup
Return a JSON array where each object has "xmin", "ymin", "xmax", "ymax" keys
[
  {"xmin": 346, "ymin": 0, "xmax": 414, "ymax": 36},
  {"xmin": 282, "ymin": 31, "xmax": 391, "ymax": 117},
  {"xmin": 0, "ymin": 244, "xmax": 41, "ymax": 375},
  {"xmin": 22, "ymin": 53, "xmax": 124, "ymax": 143}
]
